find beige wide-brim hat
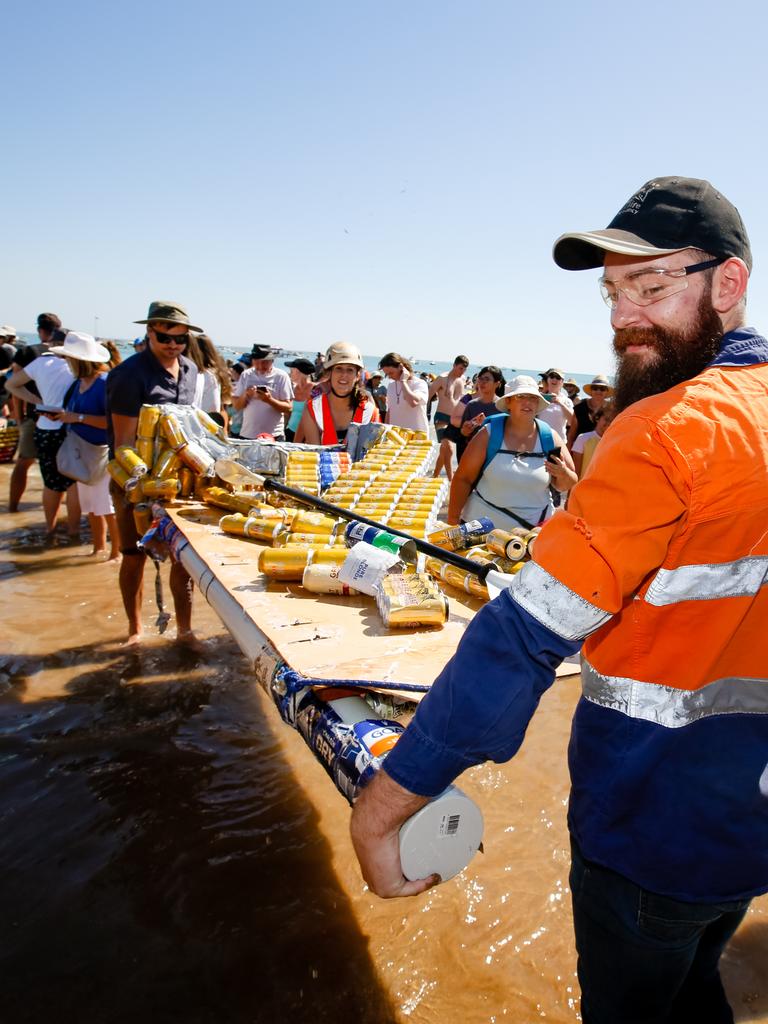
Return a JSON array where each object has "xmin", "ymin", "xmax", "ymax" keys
[
  {"xmin": 495, "ymin": 374, "xmax": 549, "ymax": 414},
  {"xmin": 134, "ymin": 300, "xmax": 202, "ymax": 333},
  {"xmin": 50, "ymin": 331, "xmax": 110, "ymax": 364},
  {"xmin": 583, "ymin": 374, "xmax": 615, "ymax": 396},
  {"xmin": 324, "ymin": 341, "xmax": 364, "ymax": 370}
]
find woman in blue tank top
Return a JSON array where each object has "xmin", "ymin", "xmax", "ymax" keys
[{"xmin": 48, "ymin": 332, "xmax": 119, "ymax": 559}]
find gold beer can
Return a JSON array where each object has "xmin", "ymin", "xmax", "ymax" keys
[
  {"xmin": 159, "ymin": 411, "xmax": 188, "ymax": 451},
  {"xmin": 132, "ymin": 502, "xmax": 154, "ymax": 535},
  {"xmin": 137, "ymin": 405, "xmax": 162, "ymax": 439},
  {"xmin": 141, "ymin": 477, "xmax": 181, "ymax": 500},
  {"xmin": 115, "ymin": 445, "xmax": 149, "ymax": 478},
  {"xmin": 152, "ymin": 448, "xmax": 182, "ymax": 480}
]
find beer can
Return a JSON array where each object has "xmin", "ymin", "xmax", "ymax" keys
[
  {"xmin": 141, "ymin": 477, "xmax": 181, "ymax": 500},
  {"xmin": 178, "ymin": 440, "xmax": 215, "ymax": 475},
  {"xmin": 427, "ymin": 517, "xmax": 494, "ymax": 552},
  {"xmin": 486, "ymin": 528, "xmax": 528, "ymax": 562},
  {"xmin": 196, "ymin": 408, "xmax": 222, "ymax": 435},
  {"xmin": 291, "ymin": 511, "xmax": 340, "ymax": 535},
  {"xmin": 152, "ymin": 448, "xmax": 182, "ymax": 480},
  {"xmin": 126, "ymin": 477, "xmax": 146, "ymax": 504},
  {"xmin": 107, "ymin": 459, "xmax": 131, "ymax": 489},
  {"xmin": 115, "ymin": 445, "xmax": 149, "ymax": 478},
  {"xmin": 277, "ymin": 531, "xmax": 333, "ymax": 547},
  {"xmin": 302, "ymin": 562, "xmax": 361, "ymax": 596},
  {"xmin": 137, "ymin": 405, "xmax": 161, "ymax": 440},
  {"xmin": 159, "ymin": 411, "xmax": 188, "ymax": 451},
  {"xmin": 136, "ymin": 436, "xmax": 155, "ymax": 467},
  {"xmin": 344, "ymin": 521, "xmax": 418, "ymax": 562},
  {"xmin": 380, "ymin": 595, "xmax": 449, "ymax": 628},
  {"xmin": 438, "ymin": 563, "xmax": 488, "ymax": 601},
  {"xmin": 306, "ymin": 547, "xmax": 349, "ymax": 567},
  {"xmin": 132, "ymin": 502, "xmax": 154, "ymax": 535},
  {"xmin": 259, "ymin": 546, "xmax": 315, "ymax": 580},
  {"xmin": 179, "ymin": 467, "xmax": 195, "ymax": 497}
]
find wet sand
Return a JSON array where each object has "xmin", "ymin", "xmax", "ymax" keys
[{"xmin": 1, "ymin": 462, "xmax": 767, "ymax": 1023}]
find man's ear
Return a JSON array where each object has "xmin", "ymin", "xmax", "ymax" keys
[{"xmin": 711, "ymin": 257, "xmax": 749, "ymax": 315}]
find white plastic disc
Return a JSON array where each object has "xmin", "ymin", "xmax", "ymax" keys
[{"xmin": 399, "ymin": 785, "xmax": 484, "ymax": 882}]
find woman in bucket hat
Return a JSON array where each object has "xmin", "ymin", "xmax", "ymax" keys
[
  {"xmin": 567, "ymin": 374, "xmax": 614, "ymax": 447},
  {"xmin": 299, "ymin": 342, "xmax": 379, "ymax": 446},
  {"xmin": 447, "ymin": 375, "xmax": 577, "ymax": 532}
]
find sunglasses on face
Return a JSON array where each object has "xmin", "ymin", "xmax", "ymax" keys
[
  {"xmin": 153, "ymin": 331, "xmax": 189, "ymax": 345},
  {"xmin": 548, "ymin": 374, "xmax": 562, "ymax": 381}
]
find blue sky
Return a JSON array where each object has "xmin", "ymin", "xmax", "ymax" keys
[{"xmin": 6, "ymin": 0, "xmax": 768, "ymax": 372}]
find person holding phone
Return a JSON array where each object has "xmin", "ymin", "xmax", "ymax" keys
[
  {"xmin": 447, "ymin": 375, "xmax": 576, "ymax": 531},
  {"xmin": 231, "ymin": 343, "xmax": 293, "ymax": 440}
]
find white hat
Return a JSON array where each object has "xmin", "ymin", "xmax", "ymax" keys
[
  {"xmin": 495, "ymin": 374, "xmax": 548, "ymax": 414},
  {"xmin": 49, "ymin": 331, "xmax": 110, "ymax": 364},
  {"xmin": 0, "ymin": 324, "xmax": 16, "ymax": 338},
  {"xmin": 324, "ymin": 341, "xmax": 364, "ymax": 370}
]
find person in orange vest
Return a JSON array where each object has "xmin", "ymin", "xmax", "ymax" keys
[
  {"xmin": 350, "ymin": 177, "xmax": 766, "ymax": 1024},
  {"xmin": 299, "ymin": 341, "xmax": 379, "ymax": 446}
]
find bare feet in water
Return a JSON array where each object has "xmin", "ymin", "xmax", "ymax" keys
[{"xmin": 175, "ymin": 630, "xmax": 205, "ymax": 653}]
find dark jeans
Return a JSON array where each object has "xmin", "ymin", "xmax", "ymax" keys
[{"xmin": 570, "ymin": 837, "xmax": 750, "ymax": 1024}]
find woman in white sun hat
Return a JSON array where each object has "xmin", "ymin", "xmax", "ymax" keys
[
  {"xmin": 299, "ymin": 341, "xmax": 380, "ymax": 446},
  {"xmin": 447, "ymin": 374, "xmax": 577, "ymax": 531},
  {"xmin": 48, "ymin": 332, "xmax": 120, "ymax": 559}
]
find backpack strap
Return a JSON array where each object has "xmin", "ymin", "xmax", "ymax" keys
[
  {"xmin": 534, "ymin": 417, "xmax": 555, "ymax": 453},
  {"xmin": 481, "ymin": 414, "xmax": 508, "ymax": 474}
]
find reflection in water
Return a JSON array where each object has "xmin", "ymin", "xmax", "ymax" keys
[{"xmin": 1, "ymin": 469, "xmax": 766, "ymax": 1023}]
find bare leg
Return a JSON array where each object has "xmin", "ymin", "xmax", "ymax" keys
[
  {"xmin": 89, "ymin": 513, "xmax": 107, "ymax": 555},
  {"xmin": 119, "ymin": 551, "xmax": 146, "ymax": 643},
  {"xmin": 42, "ymin": 486, "xmax": 64, "ymax": 535},
  {"xmin": 106, "ymin": 513, "xmax": 120, "ymax": 560},
  {"xmin": 434, "ymin": 438, "xmax": 456, "ymax": 481},
  {"xmin": 65, "ymin": 484, "xmax": 81, "ymax": 539},
  {"xmin": 9, "ymin": 458, "xmax": 34, "ymax": 512},
  {"xmin": 170, "ymin": 560, "xmax": 198, "ymax": 645}
]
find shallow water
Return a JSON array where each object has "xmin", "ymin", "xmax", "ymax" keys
[{"xmin": 1, "ymin": 464, "xmax": 767, "ymax": 1023}]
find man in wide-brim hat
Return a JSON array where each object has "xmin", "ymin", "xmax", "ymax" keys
[
  {"xmin": 231, "ymin": 343, "xmax": 293, "ymax": 441},
  {"xmin": 106, "ymin": 300, "xmax": 203, "ymax": 645}
]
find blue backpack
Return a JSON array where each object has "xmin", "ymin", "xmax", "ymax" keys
[{"xmin": 480, "ymin": 414, "xmax": 555, "ymax": 473}]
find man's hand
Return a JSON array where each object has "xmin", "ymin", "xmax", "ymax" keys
[{"xmin": 350, "ymin": 770, "xmax": 440, "ymax": 899}]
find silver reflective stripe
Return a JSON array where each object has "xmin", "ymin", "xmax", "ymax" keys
[
  {"xmin": 582, "ymin": 659, "xmax": 768, "ymax": 728},
  {"xmin": 645, "ymin": 556, "xmax": 768, "ymax": 606},
  {"xmin": 509, "ymin": 561, "xmax": 611, "ymax": 641}
]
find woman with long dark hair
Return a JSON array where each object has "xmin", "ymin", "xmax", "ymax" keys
[{"xmin": 299, "ymin": 342, "xmax": 379, "ymax": 446}]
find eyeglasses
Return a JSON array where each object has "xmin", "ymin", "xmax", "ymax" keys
[
  {"xmin": 153, "ymin": 331, "xmax": 189, "ymax": 345},
  {"xmin": 599, "ymin": 257, "xmax": 723, "ymax": 309},
  {"xmin": 589, "ymin": 384, "xmax": 609, "ymax": 392},
  {"xmin": 547, "ymin": 374, "xmax": 562, "ymax": 381}
]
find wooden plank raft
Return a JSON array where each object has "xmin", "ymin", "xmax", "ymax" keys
[{"xmin": 166, "ymin": 501, "xmax": 581, "ymax": 701}]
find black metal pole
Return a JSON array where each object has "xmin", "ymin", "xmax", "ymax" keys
[{"xmin": 263, "ymin": 478, "xmax": 493, "ymax": 581}]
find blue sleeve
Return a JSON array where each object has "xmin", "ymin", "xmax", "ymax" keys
[{"xmin": 383, "ymin": 589, "xmax": 581, "ymax": 797}]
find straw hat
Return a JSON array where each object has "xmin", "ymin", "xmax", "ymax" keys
[
  {"xmin": 324, "ymin": 341, "xmax": 364, "ymax": 370},
  {"xmin": 49, "ymin": 331, "xmax": 110, "ymax": 364},
  {"xmin": 495, "ymin": 375, "xmax": 549, "ymax": 414},
  {"xmin": 583, "ymin": 374, "xmax": 615, "ymax": 396}
]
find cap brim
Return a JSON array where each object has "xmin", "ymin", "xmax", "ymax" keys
[{"xmin": 553, "ymin": 229, "xmax": 687, "ymax": 271}]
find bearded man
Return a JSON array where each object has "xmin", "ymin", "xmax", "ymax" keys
[{"xmin": 350, "ymin": 178, "xmax": 767, "ymax": 1024}]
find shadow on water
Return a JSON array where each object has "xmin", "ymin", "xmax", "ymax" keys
[{"xmin": 0, "ymin": 638, "xmax": 395, "ymax": 1024}]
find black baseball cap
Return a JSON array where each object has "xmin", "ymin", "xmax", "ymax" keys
[
  {"xmin": 284, "ymin": 357, "xmax": 315, "ymax": 375},
  {"xmin": 553, "ymin": 177, "xmax": 752, "ymax": 273}
]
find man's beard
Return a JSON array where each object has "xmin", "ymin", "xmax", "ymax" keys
[{"xmin": 612, "ymin": 294, "xmax": 724, "ymax": 413}]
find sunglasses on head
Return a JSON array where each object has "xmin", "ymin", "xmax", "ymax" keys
[{"xmin": 153, "ymin": 330, "xmax": 189, "ymax": 345}]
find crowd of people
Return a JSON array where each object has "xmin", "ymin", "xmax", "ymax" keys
[
  {"xmin": 3, "ymin": 173, "xmax": 767, "ymax": 1024},
  {"xmin": 0, "ymin": 306, "xmax": 613, "ymax": 648}
]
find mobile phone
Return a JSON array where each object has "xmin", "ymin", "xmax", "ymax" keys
[
  {"xmin": 256, "ymin": 385, "xmax": 268, "ymax": 393},
  {"xmin": 546, "ymin": 446, "xmax": 562, "ymax": 464},
  {"xmin": 38, "ymin": 405, "xmax": 62, "ymax": 414}
]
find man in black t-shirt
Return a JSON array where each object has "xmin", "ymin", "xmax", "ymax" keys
[{"xmin": 106, "ymin": 300, "xmax": 202, "ymax": 646}]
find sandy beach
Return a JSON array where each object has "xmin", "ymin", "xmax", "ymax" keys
[{"xmin": 2, "ymin": 461, "xmax": 767, "ymax": 1023}]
